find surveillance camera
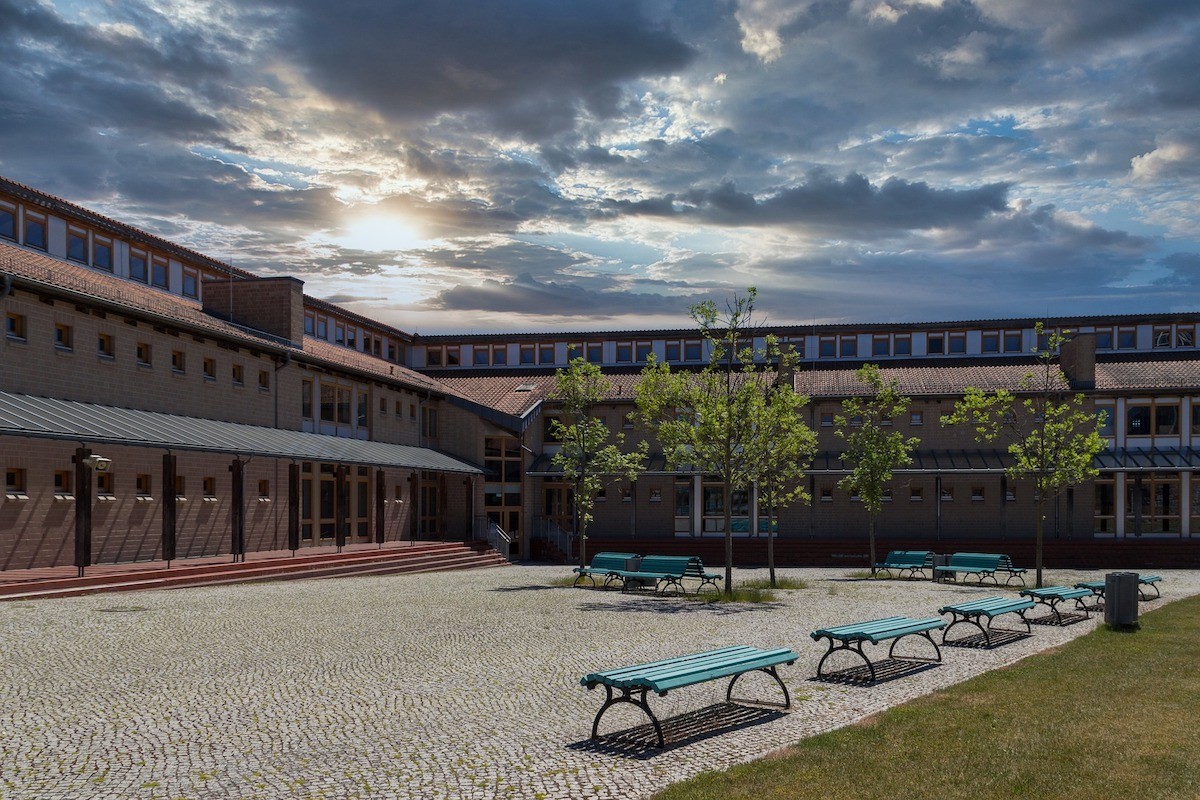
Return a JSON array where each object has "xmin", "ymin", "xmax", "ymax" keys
[{"xmin": 82, "ymin": 455, "xmax": 112, "ymax": 471}]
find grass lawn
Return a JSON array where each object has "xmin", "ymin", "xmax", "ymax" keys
[{"xmin": 655, "ymin": 595, "xmax": 1200, "ymax": 800}]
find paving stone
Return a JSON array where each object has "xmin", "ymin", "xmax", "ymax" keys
[{"xmin": 0, "ymin": 565, "xmax": 1195, "ymax": 799}]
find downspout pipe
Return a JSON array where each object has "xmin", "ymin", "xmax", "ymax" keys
[{"xmin": 0, "ymin": 274, "xmax": 12, "ymax": 301}]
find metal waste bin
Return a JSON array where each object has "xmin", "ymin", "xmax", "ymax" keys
[
  {"xmin": 932, "ymin": 554, "xmax": 950, "ymax": 582},
  {"xmin": 1104, "ymin": 571, "xmax": 1139, "ymax": 628}
]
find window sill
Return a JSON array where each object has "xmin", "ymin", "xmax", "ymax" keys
[
  {"xmin": 96, "ymin": 494, "xmax": 117, "ymax": 502},
  {"xmin": 136, "ymin": 495, "xmax": 154, "ymax": 502},
  {"xmin": 257, "ymin": 497, "xmax": 272, "ymax": 503},
  {"xmin": 54, "ymin": 493, "xmax": 74, "ymax": 502},
  {"xmin": 98, "ymin": 354, "xmax": 115, "ymax": 362},
  {"xmin": 202, "ymin": 497, "xmax": 219, "ymax": 503},
  {"xmin": 54, "ymin": 345, "xmax": 74, "ymax": 354},
  {"xmin": 5, "ymin": 335, "xmax": 27, "ymax": 343},
  {"xmin": 5, "ymin": 492, "xmax": 29, "ymax": 501},
  {"xmin": 203, "ymin": 376, "xmax": 216, "ymax": 383}
]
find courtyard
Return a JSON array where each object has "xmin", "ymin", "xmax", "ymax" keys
[{"xmin": 1, "ymin": 564, "xmax": 1196, "ymax": 800}]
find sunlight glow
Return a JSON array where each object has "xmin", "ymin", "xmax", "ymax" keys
[{"xmin": 335, "ymin": 215, "xmax": 425, "ymax": 253}]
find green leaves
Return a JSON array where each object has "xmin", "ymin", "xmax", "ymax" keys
[{"xmin": 835, "ymin": 364, "xmax": 920, "ymax": 516}]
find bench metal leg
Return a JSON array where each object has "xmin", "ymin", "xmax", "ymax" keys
[
  {"xmin": 888, "ymin": 630, "xmax": 942, "ymax": 664},
  {"xmin": 1139, "ymin": 583, "xmax": 1161, "ymax": 600},
  {"xmin": 816, "ymin": 638, "xmax": 878, "ymax": 683},
  {"xmin": 1004, "ymin": 573, "xmax": 1027, "ymax": 587},
  {"xmin": 943, "ymin": 611, "xmax": 1030, "ymax": 648},
  {"xmin": 694, "ymin": 577, "xmax": 719, "ymax": 595},
  {"xmin": 726, "ymin": 666, "xmax": 791, "ymax": 709},
  {"xmin": 590, "ymin": 685, "xmax": 665, "ymax": 748}
]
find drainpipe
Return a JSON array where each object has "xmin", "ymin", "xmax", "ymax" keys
[
  {"xmin": 272, "ymin": 351, "xmax": 292, "ymax": 549},
  {"xmin": 0, "ymin": 274, "xmax": 12, "ymax": 301}
]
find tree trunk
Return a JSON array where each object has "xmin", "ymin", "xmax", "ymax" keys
[
  {"xmin": 724, "ymin": 482, "xmax": 733, "ymax": 595},
  {"xmin": 576, "ymin": 482, "xmax": 586, "ymax": 569},
  {"xmin": 1035, "ymin": 497, "xmax": 1044, "ymax": 588},
  {"xmin": 868, "ymin": 515, "xmax": 877, "ymax": 577},
  {"xmin": 767, "ymin": 506, "xmax": 777, "ymax": 588}
]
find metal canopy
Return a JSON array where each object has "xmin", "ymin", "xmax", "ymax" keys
[
  {"xmin": 0, "ymin": 391, "xmax": 482, "ymax": 474},
  {"xmin": 1094, "ymin": 447, "xmax": 1200, "ymax": 472}
]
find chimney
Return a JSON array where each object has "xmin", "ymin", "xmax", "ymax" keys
[
  {"xmin": 1059, "ymin": 331, "xmax": 1096, "ymax": 390},
  {"xmin": 202, "ymin": 276, "xmax": 305, "ymax": 346}
]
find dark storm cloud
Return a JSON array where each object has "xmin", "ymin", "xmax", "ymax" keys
[
  {"xmin": 271, "ymin": 0, "xmax": 694, "ymax": 137},
  {"xmin": 597, "ymin": 172, "xmax": 1010, "ymax": 233},
  {"xmin": 429, "ymin": 273, "xmax": 682, "ymax": 318},
  {"xmin": 1158, "ymin": 253, "xmax": 1200, "ymax": 288}
]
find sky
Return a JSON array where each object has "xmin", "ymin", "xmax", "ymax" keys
[{"xmin": 2, "ymin": 0, "xmax": 1198, "ymax": 334}]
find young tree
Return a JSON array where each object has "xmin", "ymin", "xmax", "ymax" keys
[
  {"xmin": 636, "ymin": 288, "xmax": 810, "ymax": 594},
  {"xmin": 941, "ymin": 323, "xmax": 1104, "ymax": 587},
  {"xmin": 835, "ymin": 364, "xmax": 920, "ymax": 576},
  {"xmin": 551, "ymin": 358, "xmax": 646, "ymax": 568},
  {"xmin": 744, "ymin": 349, "xmax": 817, "ymax": 587}
]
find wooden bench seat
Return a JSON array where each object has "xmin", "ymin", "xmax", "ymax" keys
[
  {"xmin": 938, "ymin": 596, "xmax": 1035, "ymax": 647},
  {"xmin": 572, "ymin": 552, "xmax": 639, "ymax": 588},
  {"xmin": 934, "ymin": 552, "xmax": 1027, "ymax": 586},
  {"xmin": 873, "ymin": 550, "xmax": 934, "ymax": 580},
  {"xmin": 810, "ymin": 615, "xmax": 945, "ymax": 683},
  {"xmin": 1020, "ymin": 586, "xmax": 1093, "ymax": 625},
  {"xmin": 581, "ymin": 645, "xmax": 798, "ymax": 747}
]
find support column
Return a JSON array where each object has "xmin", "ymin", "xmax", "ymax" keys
[
  {"xmin": 230, "ymin": 458, "xmax": 246, "ymax": 562},
  {"xmin": 692, "ymin": 474, "xmax": 702, "ymax": 536},
  {"xmin": 162, "ymin": 454, "xmax": 177, "ymax": 564},
  {"xmin": 288, "ymin": 462, "xmax": 300, "ymax": 552},
  {"xmin": 1115, "ymin": 472, "xmax": 1127, "ymax": 537},
  {"xmin": 375, "ymin": 468, "xmax": 386, "ymax": 546},
  {"xmin": 73, "ymin": 447, "xmax": 93, "ymax": 577},
  {"xmin": 335, "ymin": 465, "xmax": 349, "ymax": 551}
]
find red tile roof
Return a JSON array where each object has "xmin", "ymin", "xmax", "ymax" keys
[
  {"xmin": 1095, "ymin": 358, "xmax": 1200, "ymax": 391},
  {"xmin": 793, "ymin": 361, "xmax": 1064, "ymax": 397}
]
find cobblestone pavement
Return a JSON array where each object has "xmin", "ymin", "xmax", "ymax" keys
[{"xmin": 1, "ymin": 565, "xmax": 1196, "ymax": 800}]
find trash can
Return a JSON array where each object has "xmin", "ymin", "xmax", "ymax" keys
[
  {"xmin": 1104, "ymin": 571, "xmax": 1139, "ymax": 628},
  {"xmin": 932, "ymin": 554, "xmax": 950, "ymax": 583}
]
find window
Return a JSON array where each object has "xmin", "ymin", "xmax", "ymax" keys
[
  {"xmin": 1193, "ymin": 403, "xmax": 1200, "ymax": 436},
  {"xmin": 927, "ymin": 333, "xmax": 944, "ymax": 354},
  {"xmin": 5, "ymin": 468, "xmax": 27, "ymax": 498},
  {"xmin": 948, "ymin": 332, "xmax": 966, "ymax": 354},
  {"xmin": 1003, "ymin": 331, "xmax": 1023, "ymax": 353},
  {"xmin": 539, "ymin": 344, "xmax": 555, "ymax": 365},
  {"xmin": 882, "ymin": 488, "xmax": 893, "ymax": 503},
  {"xmin": 302, "ymin": 380, "xmax": 314, "ymax": 419},
  {"xmin": 175, "ymin": 475, "xmax": 186, "ymax": 500},
  {"xmin": 182, "ymin": 268, "xmax": 199, "ymax": 299},
  {"xmin": 258, "ymin": 370, "xmax": 270, "ymax": 392},
  {"xmin": 819, "ymin": 487, "xmax": 833, "ymax": 502},
  {"xmin": 893, "ymin": 335, "xmax": 911, "ymax": 356},
  {"xmin": 304, "ymin": 313, "xmax": 315, "ymax": 335},
  {"xmin": 445, "ymin": 346, "xmax": 460, "ymax": 367},
  {"xmin": 67, "ymin": 228, "xmax": 88, "ymax": 263},
  {"xmin": 151, "ymin": 257, "xmax": 169, "ymax": 289},
  {"xmin": 1117, "ymin": 327, "xmax": 1137, "ymax": 350},
  {"xmin": 910, "ymin": 410, "xmax": 923, "ymax": 426},
  {"xmin": 421, "ymin": 406, "xmax": 439, "ymax": 439},
  {"xmin": 334, "ymin": 323, "xmax": 345, "ymax": 345},
  {"xmin": 665, "ymin": 340, "xmax": 681, "ymax": 362},
  {"xmin": 818, "ymin": 337, "xmax": 836, "ymax": 358},
  {"xmin": 171, "ymin": 350, "xmax": 186, "ymax": 374},
  {"xmin": 543, "ymin": 414, "xmax": 562, "ymax": 444},
  {"xmin": 781, "ymin": 337, "xmax": 804, "ymax": 359},
  {"xmin": 971, "ymin": 486, "xmax": 985, "ymax": 501},
  {"xmin": 473, "ymin": 347, "xmax": 490, "ymax": 366},
  {"xmin": 0, "ymin": 202, "xmax": 14, "ymax": 240},
  {"xmin": 130, "ymin": 250, "xmax": 148, "ymax": 283},
  {"xmin": 356, "ymin": 391, "xmax": 368, "ymax": 427},
  {"xmin": 93, "ymin": 237, "xmax": 112, "ymax": 271},
  {"xmin": 96, "ymin": 472, "xmax": 115, "ymax": 498},
  {"xmin": 394, "ymin": 399, "xmax": 403, "ymax": 417},
  {"xmin": 5, "ymin": 313, "xmax": 26, "ymax": 341},
  {"xmin": 1097, "ymin": 405, "xmax": 1114, "ymax": 437},
  {"xmin": 492, "ymin": 345, "xmax": 508, "ymax": 366},
  {"xmin": 97, "ymin": 333, "xmax": 114, "ymax": 359},
  {"xmin": 1094, "ymin": 327, "xmax": 1114, "ymax": 350},
  {"xmin": 203, "ymin": 476, "xmax": 216, "ymax": 500},
  {"xmin": 258, "ymin": 479, "xmax": 271, "ymax": 500},
  {"xmin": 1177, "ymin": 326, "xmax": 1195, "ymax": 348},
  {"xmin": 519, "ymin": 344, "xmax": 535, "ymax": 365},
  {"xmin": 872, "ymin": 336, "xmax": 890, "ymax": 357},
  {"xmin": 910, "ymin": 487, "xmax": 923, "ymax": 502},
  {"xmin": 203, "ymin": 357, "xmax": 216, "ymax": 380},
  {"xmin": 615, "ymin": 342, "xmax": 632, "ymax": 363},
  {"xmin": 1155, "ymin": 403, "xmax": 1179, "ymax": 435},
  {"xmin": 136, "ymin": 342, "xmax": 151, "ymax": 366},
  {"xmin": 425, "ymin": 346, "xmax": 442, "ymax": 367},
  {"xmin": 981, "ymin": 331, "xmax": 1000, "ymax": 353},
  {"xmin": 684, "ymin": 340, "xmax": 702, "ymax": 361},
  {"xmin": 635, "ymin": 341, "xmax": 653, "ymax": 363},
  {"xmin": 346, "ymin": 327, "xmax": 357, "ymax": 349},
  {"xmin": 316, "ymin": 317, "xmax": 328, "ymax": 339},
  {"xmin": 54, "ymin": 323, "xmax": 73, "ymax": 351},
  {"xmin": 136, "ymin": 474, "xmax": 153, "ymax": 498},
  {"xmin": 840, "ymin": 336, "xmax": 857, "ymax": 357},
  {"xmin": 1126, "ymin": 404, "xmax": 1150, "ymax": 436},
  {"xmin": 232, "ymin": 364, "xmax": 244, "ymax": 386},
  {"xmin": 53, "ymin": 470, "xmax": 73, "ymax": 500},
  {"xmin": 379, "ymin": 396, "xmax": 387, "ymax": 415},
  {"xmin": 1153, "ymin": 327, "xmax": 1172, "ymax": 348},
  {"xmin": 387, "ymin": 343, "xmax": 398, "ymax": 362},
  {"xmin": 584, "ymin": 343, "xmax": 601, "ymax": 364},
  {"xmin": 24, "ymin": 211, "xmax": 46, "ymax": 250},
  {"xmin": 820, "ymin": 412, "xmax": 833, "ymax": 427}
]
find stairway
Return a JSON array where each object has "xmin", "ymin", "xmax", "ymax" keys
[{"xmin": 0, "ymin": 542, "xmax": 511, "ymax": 602}]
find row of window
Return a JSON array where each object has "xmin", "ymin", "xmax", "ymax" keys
[
  {"xmin": 5, "ymin": 313, "xmax": 270, "ymax": 389},
  {"xmin": 300, "ymin": 379, "xmax": 439, "ymax": 437},
  {"xmin": 4, "ymin": 468, "xmax": 270, "ymax": 501},
  {"xmin": 303, "ymin": 311, "xmax": 402, "ymax": 363},
  {"xmin": 427, "ymin": 339, "xmax": 708, "ymax": 368},
  {"xmin": 1, "ymin": 198, "xmax": 203, "ymax": 298},
  {"xmin": 1100, "ymin": 401, "xmax": 1200, "ymax": 438}
]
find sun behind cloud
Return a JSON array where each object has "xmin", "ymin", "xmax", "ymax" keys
[{"xmin": 333, "ymin": 215, "xmax": 426, "ymax": 254}]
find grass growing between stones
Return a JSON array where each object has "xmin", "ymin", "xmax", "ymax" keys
[
  {"xmin": 655, "ymin": 595, "xmax": 1200, "ymax": 800},
  {"xmin": 738, "ymin": 577, "xmax": 808, "ymax": 590}
]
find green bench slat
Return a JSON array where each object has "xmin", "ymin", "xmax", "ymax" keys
[
  {"xmin": 875, "ymin": 550, "xmax": 933, "ymax": 568},
  {"xmin": 812, "ymin": 615, "xmax": 945, "ymax": 643},
  {"xmin": 573, "ymin": 552, "xmax": 639, "ymax": 575},
  {"xmin": 1021, "ymin": 586, "xmax": 1092, "ymax": 601},
  {"xmin": 939, "ymin": 596, "xmax": 1035, "ymax": 616},
  {"xmin": 583, "ymin": 645, "xmax": 799, "ymax": 694}
]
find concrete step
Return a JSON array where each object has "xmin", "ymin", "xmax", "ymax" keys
[{"xmin": 0, "ymin": 545, "xmax": 510, "ymax": 601}]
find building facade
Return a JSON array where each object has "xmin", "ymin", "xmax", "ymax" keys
[{"xmin": 3, "ymin": 175, "xmax": 1199, "ymax": 571}]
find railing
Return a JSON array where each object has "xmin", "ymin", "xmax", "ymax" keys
[
  {"xmin": 473, "ymin": 516, "xmax": 515, "ymax": 559},
  {"xmin": 531, "ymin": 516, "xmax": 576, "ymax": 558}
]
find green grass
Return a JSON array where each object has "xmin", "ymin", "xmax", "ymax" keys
[
  {"xmin": 738, "ymin": 577, "xmax": 808, "ymax": 590},
  {"xmin": 655, "ymin": 595, "xmax": 1200, "ymax": 800}
]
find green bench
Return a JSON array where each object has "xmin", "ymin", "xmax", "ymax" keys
[
  {"xmin": 873, "ymin": 550, "xmax": 934, "ymax": 580},
  {"xmin": 1074, "ymin": 574, "xmax": 1163, "ymax": 607},
  {"xmin": 581, "ymin": 644, "xmax": 799, "ymax": 747},
  {"xmin": 572, "ymin": 552, "xmax": 639, "ymax": 588},
  {"xmin": 938, "ymin": 596, "xmax": 1035, "ymax": 647},
  {"xmin": 1020, "ymin": 586, "xmax": 1093, "ymax": 625},
  {"xmin": 610, "ymin": 555, "xmax": 719, "ymax": 595},
  {"xmin": 810, "ymin": 616, "xmax": 946, "ymax": 683},
  {"xmin": 934, "ymin": 552, "xmax": 1027, "ymax": 586}
]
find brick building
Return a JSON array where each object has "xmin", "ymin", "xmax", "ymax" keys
[{"xmin": 3, "ymin": 175, "xmax": 1199, "ymax": 570}]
